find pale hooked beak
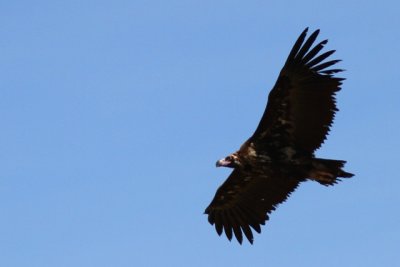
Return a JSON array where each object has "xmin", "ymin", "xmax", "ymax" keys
[{"xmin": 216, "ymin": 158, "xmax": 231, "ymax": 167}]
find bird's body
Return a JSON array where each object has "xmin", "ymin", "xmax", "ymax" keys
[{"xmin": 205, "ymin": 28, "xmax": 354, "ymax": 244}]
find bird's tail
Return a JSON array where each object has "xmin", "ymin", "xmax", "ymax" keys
[{"xmin": 308, "ymin": 158, "xmax": 354, "ymax": 186}]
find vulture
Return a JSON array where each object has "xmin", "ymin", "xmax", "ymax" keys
[{"xmin": 204, "ymin": 28, "xmax": 354, "ymax": 244}]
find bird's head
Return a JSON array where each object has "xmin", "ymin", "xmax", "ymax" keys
[{"xmin": 216, "ymin": 154, "xmax": 240, "ymax": 168}]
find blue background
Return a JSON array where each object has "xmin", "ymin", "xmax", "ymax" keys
[{"xmin": 1, "ymin": 1, "xmax": 399, "ymax": 266}]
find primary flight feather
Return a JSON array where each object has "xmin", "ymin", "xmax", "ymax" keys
[{"xmin": 205, "ymin": 28, "xmax": 353, "ymax": 244}]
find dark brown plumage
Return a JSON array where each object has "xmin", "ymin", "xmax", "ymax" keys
[{"xmin": 205, "ymin": 28, "xmax": 354, "ymax": 244}]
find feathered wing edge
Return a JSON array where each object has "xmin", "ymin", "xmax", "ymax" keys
[
  {"xmin": 251, "ymin": 28, "xmax": 344, "ymax": 151},
  {"xmin": 250, "ymin": 28, "xmax": 344, "ymax": 144},
  {"xmin": 284, "ymin": 27, "xmax": 343, "ymax": 75},
  {"xmin": 204, "ymin": 169, "xmax": 301, "ymax": 244},
  {"xmin": 283, "ymin": 28, "xmax": 345, "ymax": 151}
]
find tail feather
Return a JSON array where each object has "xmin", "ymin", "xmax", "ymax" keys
[{"xmin": 309, "ymin": 158, "xmax": 354, "ymax": 186}]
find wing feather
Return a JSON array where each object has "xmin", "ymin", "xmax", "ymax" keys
[
  {"xmin": 214, "ymin": 212, "xmax": 223, "ymax": 236},
  {"xmin": 302, "ymin": 40, "xmax": 328, "ymax": 63},
  {"xmin": 231, "ymin": 208, "xmax": 253, "ymax": 243},
  {"xmin": 306, "ymin": 50, "xmax": 336, "ymax": 67},
  {"xmin": 222, "ymin": 211, "xmax": 233, "ymax": 241},
  {"xmin": 237, "ymin": 204, "xmax": 262, "ymax": 233},
  {"xmin": 312, "ymin": 60, "xmax": 341, "ymax": 72},
  {"xmin": 294, "ymin": 29, "xmax": 320, "ymax": 61},
  {"xmin": 285, "ymin": 28, "xmax": 309, "ymax": 65},
  {"xmin": 227, "ymin": 209, "xmax": 244, "ymax": 244}
]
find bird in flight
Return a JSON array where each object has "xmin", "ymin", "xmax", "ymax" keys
[{"xmin": 205, "ymin": 28, "xmax": 354, "ymax": 244}]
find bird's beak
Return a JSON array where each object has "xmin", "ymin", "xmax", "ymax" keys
[{"xmin": 216, "ymin": 158, "xmax": 231, "ymax": 167}]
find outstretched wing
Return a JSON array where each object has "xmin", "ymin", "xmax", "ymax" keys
[
  {"xmin": 204, "ymin": 169, "xmax": 300, "ymax": 244},
  {"xmin": 251, "ymin": 28, "xmax": 344, "ymax": 152}
]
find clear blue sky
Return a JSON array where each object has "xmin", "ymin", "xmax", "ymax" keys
[{"xmin": 1, "ymin": 1, "xmax": 399, "ymax": 266}]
